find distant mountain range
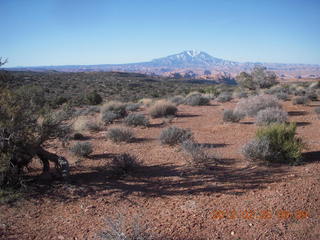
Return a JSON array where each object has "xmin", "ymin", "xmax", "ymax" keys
[{"xmin": 8, "ymin": 50, "xmax": 320, "ymax": 80}]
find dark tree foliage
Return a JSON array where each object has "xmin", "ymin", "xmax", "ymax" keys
[
  {"xmin": 0, "ymin": 59, "xmax": 70, "ymax": 187},
  {"xmin": 85, "ymin": 90, "xmax": 103, "ymax": 105},
  {"xmin": 236, "ymin": 66, "xmax": 278, "ymax": 90}
]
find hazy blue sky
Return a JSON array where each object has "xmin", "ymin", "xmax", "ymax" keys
[{"xmin": 1, "ymin": 0, "xmax": 320, "ymax": 67}]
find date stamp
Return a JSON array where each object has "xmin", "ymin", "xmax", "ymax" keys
[{"xmin": 211, "ymin": 209, "xmax": 310, "ymax": 220}]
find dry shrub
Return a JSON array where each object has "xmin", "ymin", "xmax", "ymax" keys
[
  {"xmin": 139, "ymin": 98, "xmax": 154, "ymax": 107},
  {"xmin": 149, "ymin": 100, "xmax": 177, "ymax": 118},
  {"xmin": 292, "ymin": 96, "xmax": 308, "ymax": 105},
  {"xmin": 223, "ymin": 109, "xmax": 244, "ymax": 122},
  {"xmin": 160, "ymin": 126, "xmax": 192, "ymax": 146},
  {"xmin": 106, "ymin": 127, "xmax": 134, "ymax": 143},
  {"xmin": 255, "ymin": 107, "xmax": 288, "ymax": 125},
  {"xmin": 70, "ymin": 142, "xmax": 93, "ymax": 157},
  {"xmin": 234, "ymin": 94, "xmax": 281, "ymax": 117},
  {"xmin": 181, "ymin": 140, "xmax": 214, "ymax": 167},
  {"xmin": 124, "ymin": 113, "xmax": 149, "ymax": 127},
  {"xmin": 100, "ymin": 101, "xmax": 127, "ymax": 118},
  {"xmin": 184, "ymin": 94, "xmax": 210, "ymax": 106},
  {"xmin": 110, "ymin": 153, "xmax": 141, "ymax": 177}
]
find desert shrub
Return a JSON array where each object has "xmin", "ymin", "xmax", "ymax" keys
[
  {"xmin": 232, "ymin": 91, "xmax": 248, "ymax": 99},
  {"xmin": 85, "ymin": 90, "xmax": 102, "ymax": 105},
  {"xmin": 236, "ymin": 72, "xmax": 256, "ymax": 90},
  {"xmin": 223, "ymin": 109, "xmax": 244, "ymax": 122},
  {"xmin": 184, "ymin": 94, "xmax": 210, "ymax": 106},
  {"xmin": 74, "ymin": 106, "xmax": 100, "ymax": 117},
  {"xmin": 256, "ymin": 107, "xmax": 288, "ymax": 125},
  {"xmin": 73, "ymin": 132, "xmax": 85, "ymax": 140},
  {"xmin": 73, "ymin": 117, "xmax": 88, "ymax": 132},
  {"xmin": 85, "ymin": 120, "xmax": 102, "ymax": 132},
  {"xmin": 160, "ymin": 126, "xmax": 192, "ymax": 146},
  {"xmin": 292, "ymin": 96, "xmax": 308, "ymax": 105},
  {"xmin": 73, "ymin": 117, "xmax": 101, "ymax": 132},
  {"xmin": 149, "ymin": 101, "xmax": 177, "ymax": 118},
  {"xmin": 216, "ymin": 92, "xmax": 232, "ymax": 102},
  {"xmin": 100, "ymin": 111, "xmax": 121, "ymax": 124},
  {"xmin": 124, "ymin": 113, "xmax": 149, "ymax": 127},
  {"xmin": 139, "ymin": 98, "xmax": 154, "ymax": 107},
  {"xmin": 306, "ymin": 91, "xmax": 318, "ymax": 101},
  {"xmin": 100, "ymin": 213, "xmax": 153, "ymax": 240},
  {"xmin": 101, "ymin": 101, "xmax": 127, "ymax": 118},
  {"xmin": 110, "ymin": 153, "xmax": 140, "ymax": 177},
  {"xmin": 70, "ymin": 142, "xmax": 93, "ymax": 157},
  {"xmin": 236, "ymin": 66, "xmax": 278, "ymax": 90},
  {"xmin": 125, "ymin": 103, "xmax": 141, "ymax": 112},
  {"xmin": 293, "ymin": 87, "xmax": 306, "ymax": 96},
  {"xmin": 181, "ymin": 140, "xmax": 212, "ymax": 167},
  {"xmin": 251, "ymin": 66, "xmax": 278, "ymax": 88},
  {"xmin": 234, "ymin": 95, "xmax": 281, "ymax": 117},
  {"xmin": 308, "ymin": 81, "xmax": 320, "ymax": 90},
  {"xmin": 169, "ymin": 95, "xmax": 185, "ymax": 105},
  {"xmin": 242, "ymin": 123, "xmax": 304, "ymax": 164},
  {"xmin": 315, "ymin": 107, "xmax": 320, "ymax": 118},
  {"xmin": 106, "ymin": 127, "xmax": 134, "ymax": 143},
  {"xmin": 275, "ymin": 92, "xmax": 289, "ymax": 101}
]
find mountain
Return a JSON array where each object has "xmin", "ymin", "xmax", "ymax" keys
[{"xmin": 7, "ymin": 50, "xmax": 320, "ymax": 80}]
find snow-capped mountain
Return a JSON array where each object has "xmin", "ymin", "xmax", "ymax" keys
[
  {"xmin": 148, "ymin": 50, "xmax": 230, "ymax": 67},
  {"xmin": 8, "ymin": 50, "xmax": 320, "ymax": 79}
]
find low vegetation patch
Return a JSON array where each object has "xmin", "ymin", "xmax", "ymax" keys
[
  {"xmin": 181, "ymin": 140, "xmax": 213, "ymax": 168},
  {"xmin": 184, "ymin": 94, "xmax": 210, "ymax": 106},
  {"xmin": 106, "ymin": 127, "xmax": 134, "ymax": 143},
  {"xmin": 70, "ymin": 142, "xmax": 93, "ymax": 157},
  {"xmin": 234, "ymin": 94, "xmax": 281, "ymax": 117},
  {"xmin": 124, "ymin": 113, "xmax": 149, "ymax": 127},
  {"xmin": 216, "ymin": 92, "xmax": 232, "ymax": 102},
  {"xmin": 100, "ymin": 101, "xmax": 127, "ymax": 118},
  {"xmin": 160, "ymin": 126, "xmax": 192, "ymax": 146},
  {"xmin": 125, "ymin": 103, "xmax": 141, "ymax": 112},
  {"xmin": 242, "ymin": 123, "xmax": 304, "ymax": 164},
  {"xmin": 149, "ymin": 100, "xmax": 177, "ymax": 118},
  {"xmin": 223, "ymin": 109, "xmax": 244, "ymax": 122},
  {"xmin": 110, "ymin": 153, "xmax": 141, "ymax": 177},
  {"xmin": 292, "ymin": 96, "xmax": 309, "ymax": 105},
  {"xmin": 255, "ymin": 107, "xmax": 288, "ymax": 125}
]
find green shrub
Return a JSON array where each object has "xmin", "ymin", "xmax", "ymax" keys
[
  {"xmin": 124, "ymin": 113, "xmax": 149, "ymax": 127},
  {"xmin": 243, "ymin": 123, "xmax": 304, "ymax": 164},
  {"xmin": 106, "ymin": 127, "xmax": 134, "ymax": 143},
  {"xmin": 149, "ymin": 101, "xmax": 177, "ymax": 118},
  {"xmin": 70, "ymin": 142, "xmax": 93, "ymax": 157},
  {"xmin": 160, "ymin": 126, "xmax": 192, "ymax": 146}
]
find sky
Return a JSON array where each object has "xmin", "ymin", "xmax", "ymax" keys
[{"xmin": 1, "ymin": 0, "xmax": 320, "ymax": 67}]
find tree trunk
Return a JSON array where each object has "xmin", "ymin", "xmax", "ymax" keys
[{"xmin": 36, "ymin": 147, "xmax": 69, "ymax": 179}]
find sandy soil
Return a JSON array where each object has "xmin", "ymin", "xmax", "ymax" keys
[{"xmin": 1, "ymin": 99, "xmax": 319, "ymax": 240}]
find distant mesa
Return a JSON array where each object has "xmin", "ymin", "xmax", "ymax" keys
[{"xmin": 6, "ymin": 50, "xmax": 320, "ymax": 80}]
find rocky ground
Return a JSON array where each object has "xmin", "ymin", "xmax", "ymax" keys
[{"xmin": 1, "ymin": 99, "xmax": 319, "ymax": 240}]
